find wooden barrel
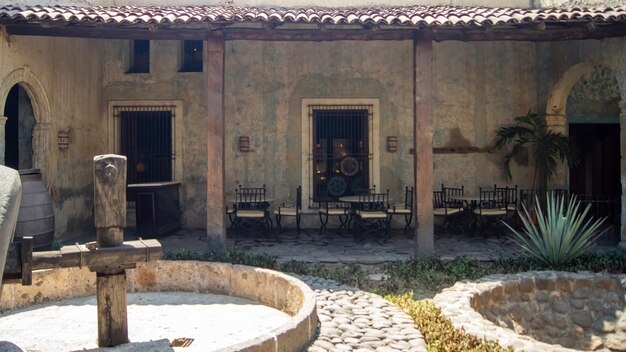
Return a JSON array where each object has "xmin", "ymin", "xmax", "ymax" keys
[{"xmin": 14, "ymin": 169, "xmax": 54, "ymax": 250}]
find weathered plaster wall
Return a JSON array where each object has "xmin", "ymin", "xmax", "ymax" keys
[
  {"xmin": 433, "ymin": 38, "xmax": 626, "ymax": 194},
  {"xmin": 0, "ymin": 32, "xmax": 105, "ymax": 239},
  {"xmin": 224, "ymin": 40, "xmax": 414, "ymax": 207},
  {"xmin": 432, "ymin": 41, "xmax": 539, "ymax": 192},
  {"xmin": 101, "ymin": 40, "xmax": 208, "ymax": 228}
]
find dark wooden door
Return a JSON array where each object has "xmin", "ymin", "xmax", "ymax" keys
[
  {"xmin": 569, "ymin": 123, "xmax": 621, "ymax": 242},
  {"xmin": 569, "ymin": 123, "xmax": 620, "ymax": 196}
]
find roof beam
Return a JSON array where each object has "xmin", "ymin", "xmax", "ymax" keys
[{"xmin": 3, "ymin": 22, "xmax": 626, "ymax": 42}]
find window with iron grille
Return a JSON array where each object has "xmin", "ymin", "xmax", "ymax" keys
[
  {"xmin": 180, "ymin": 40, "xmax": 203, "ymax": 72},
  {"xmin": 115, "ymin": 106, "xmax": 175, "ymax": 184},
  {"xmin": 311, "ymin": 105, "xmax": 371, "ymax": 202}
]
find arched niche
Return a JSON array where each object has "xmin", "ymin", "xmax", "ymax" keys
[{"xmin": 0, "ymin": 68, "xmax": 51, "ymax": 180}]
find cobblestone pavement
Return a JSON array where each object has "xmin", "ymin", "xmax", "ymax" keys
[
  {"xmin": 154, "ymin": 228, "xmax": 523, "ymax": 263},
  {"xmin": 296, "ymin": 275, "xmax": 427, "ymax": 352}
]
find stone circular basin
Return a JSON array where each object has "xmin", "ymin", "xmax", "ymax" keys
[
  {"xmin": 433, "ymin": 272, "xmax": 626, "ymax": 352},
  {"xmin": 0, "ymin": 261, "xmax": 318, "ymax": 351}
]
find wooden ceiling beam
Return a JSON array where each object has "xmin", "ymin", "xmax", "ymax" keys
[{"xmin": 3, "ymin": 22, "xmax": 626, "ymax": 42}]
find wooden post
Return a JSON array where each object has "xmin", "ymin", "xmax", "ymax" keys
[
  {"xmin": 93, "ymin": 154, "xmax": 129, "ymax": 347},
  {"xmin": 206, "ymin": 32, "xmax": 227, "ymax": 253},
  {"xmin": 413, "ymin": 38, "xmax": 435, "ymax": 258}
]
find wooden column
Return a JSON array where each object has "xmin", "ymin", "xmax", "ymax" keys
[
  {"xmin": 93, "ymin": 154, "xmax": 129, "ymax": 347},
  {"xmin": 206, "ymin": 32, "xmax": 226, "ymax": 253},
  {"xmin": 413, "ymin": 38, "xmax": 435, "ymax": 258},
  {"xmin": 619, "ymin": 101, "xmax": 626, "ymax": 251}
]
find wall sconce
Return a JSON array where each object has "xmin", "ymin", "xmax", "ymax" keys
[
  {"xmin": 386, "ymin": 136, "xmax": 398, "ymax": 153},
  {"xmin": 238, "ymin": 136, "xmax": 250, "ymax": 152},
  {"xmin": 58, "ymin": 131, "xmax": 70, "ymax": 150}
]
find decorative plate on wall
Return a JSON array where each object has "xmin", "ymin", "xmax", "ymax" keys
[
  {"xmin": 340, "ymin": 156, "xmax": 359, "ymax": 177},
  {"xmin": 327, "ymin": 176, "xmax": 347, "ymax": 197}
]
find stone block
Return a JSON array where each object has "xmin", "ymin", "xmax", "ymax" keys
[
  {"xmin": 580, "ymin": 335, "xmax": 604, "ymax": 351},
  {"xmin": 503, "ymin": 281, "xmax": 518, "ymax": 294},
  {"xmin": 594, "ymin": 278, "xmax": 617, "ymax": 291},
  {"xmin": 592, "ymin": 315, "xmax": 617, "ymax": 333},
  {"xmin": 196, "ymin": 261, "xmax": 232, "ymax": 294},
  {"xmin": 535, "ymin": 277, "xmax": 554, "ymax": 291},
  {"xmin": 605, "ymin": 333, "xmax": 626, "ymax": 352},
  {"xmin": 535, "ymin": 290, "xmax": 549, "ymax": 302},
  {"xmin": 555, "ymin": 276, "xmax": 573, "ymax": 293},
  {"xmin": 519, "ymin": 278, "xmax": 534, "ymax": 293},
  {"xmin": 617, "ymin": 316, "xmax": 626, "ymax": 332},
  {"xmin": 572, "ymin": 287, "xmax": 591, "ymax": 299},
  {"xmin": 156, "ymin": 260, "xmax": 199, "ymax": 292},
  {"xmin": 551, "ymin": 299, "xmax": 570, "ymax": 314},
  {"xmin": 132, "ymin": 262, "xmax": 158, "ymax": 291},
  {"xmin": 570, "ymin": 298, "xmax": 586, "ymax": 309},
  {"xmin": 573, "ymin": 311, "xmax": 593, "ymax": 328}
]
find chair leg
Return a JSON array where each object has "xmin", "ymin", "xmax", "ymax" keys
[
  {"xmin": 296, "ymin": 214, "xmax": 301, "ymax": 234},
  {"xmin": 275, "ymin": 214, "xmax": 283, "ymax": 232},
  {"xmin": 319, "ymin": 212, "xmax": 328, "ymax": 235},
  {"xmin": 404, "ymin": 213, "xmax": 413, "ymax": 232}
]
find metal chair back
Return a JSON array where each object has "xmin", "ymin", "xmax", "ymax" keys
[
  {"xmin": 495, "ymin": 184, "xmax": 517, "ymax": 208},
  {"xmin": 442, "ymin": 184, "xmax": 464, "ymax": 202},
  {"xmin": 236, "ymin": 184, "xmax": 267, "ymax": 210},
  {"xmin": 357, "ymin": 190, "xmax": 389, "ymax": 211},
  {"xmin": 352, "ymin": 185, "xmax": 377, "ymax": 196}
]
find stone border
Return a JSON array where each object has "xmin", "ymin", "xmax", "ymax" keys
[
  {"xmin": 432, "ymin": 271, "xmax": 626, "ymax": 352},
  {"xmin": 0, "ymin": 260, "xmax": 318, "ymax": 352}
]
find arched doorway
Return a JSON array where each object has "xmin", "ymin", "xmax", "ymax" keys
[
  {"xmin": 566, "ymin": 65, "xmax": 621, "ymax": 243},
  {"xmin": 3, "ymin": 83, "xmax": 36, "ymax": 169}
]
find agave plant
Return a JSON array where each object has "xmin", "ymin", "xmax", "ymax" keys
[{"xmin": 502, "ymin": 193, "xmax": 606, "ymax": 267}]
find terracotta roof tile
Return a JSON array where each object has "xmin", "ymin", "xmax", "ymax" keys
[{"xmin": 0, "ymin": 4, "xmax": 624, "ymax": 28}]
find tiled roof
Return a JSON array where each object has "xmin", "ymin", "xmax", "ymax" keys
[{"xmin": 0, "ymin": 4, "xmax": 624, "ymax": 28}]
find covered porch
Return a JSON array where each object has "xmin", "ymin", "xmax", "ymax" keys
[{"xmin": 0, "ymin": 4, "xmax": 625, "ymax": 257}]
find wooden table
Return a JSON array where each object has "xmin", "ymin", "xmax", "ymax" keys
[{"xmin": 127, "ymin": 182, "xmax": 181, "ymax": 236}]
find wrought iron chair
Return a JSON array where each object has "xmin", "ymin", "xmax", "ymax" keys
[
  {"xmin": 441, "ymin": 184, "xmax": 465, "ymax": 206},
  {"xmin": 495, "ymin": 184, "xmax": 518, "ymax": 222},
  {"xmin": 387, "ymin": 186, "xmax": 414, "ymax": 232},
  {"xmin": 318, "ymin": 199, "xmax": 351, "ymax": 235},
  {"xmin": 274, "ymin": 185, "xmax": 302, "ymax": 233},
  {"xmin": 233, "ymin": 184, "xmax": 272, "ymax": 235},
  {"xmin": 353, "ymin": 190, "xmax": 390, "ymax": 240},
  {"xmin": 433, "ymin": 189, "xmax": 464, "ymax": 233},
  {"xmin": 472, "ymin": 186, "xmax": 509, "ymax": 233},
  {"xmin": 352, "ymin": 185, "xmax": 376, "ymax": 195}
]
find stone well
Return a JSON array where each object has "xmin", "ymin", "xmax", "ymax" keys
[
  {"xmin": 0, "ymin": 260, "xmax": 318, "ymax": 352},
  {"xmin": 433, "ymin": 272, "xmax": 626, "ymax": 352}
]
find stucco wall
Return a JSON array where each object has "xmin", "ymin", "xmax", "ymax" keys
[
  {"xmin": 224, "ymin": 40, "xmax": 415, "ymax": 207},
  {"xmin": 433, "ymin": 38, "xmax": 626, "ymax": 194},
  {"xmin": 0, "ymin": 32, "xmax": 105, "ymax": 240},
  {"xmin": 3, "ymin": 31, "xmax": 625, "ymax": 237},
  {"xmin": 101, "ymin": 39, "xmax": 208, "ymax": 228},
  {"xmin": 432, "ymin": 40, "xmax": 539, "ymax": 191}
]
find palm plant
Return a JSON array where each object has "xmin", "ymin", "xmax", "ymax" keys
[
  {"xmin": 503, "ymin": 193, "xmax": 606, "ymax": 267},
  {"xmin": 494, "ymin": 111, "xmax": 580, "ymax": 192}
]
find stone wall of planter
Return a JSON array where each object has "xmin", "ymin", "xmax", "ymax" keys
[{"xmin": 433, "ymin": 272, "xmax": 626, "ymax": 352}]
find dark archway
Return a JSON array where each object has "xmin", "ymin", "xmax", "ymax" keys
[
  {"xmin": 567, "ymin": 65, "xmax": 621, "ymax": 243},
  {"xmin": 3, "ymin": 83, "xmax": 36, "ymax": 170}
]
